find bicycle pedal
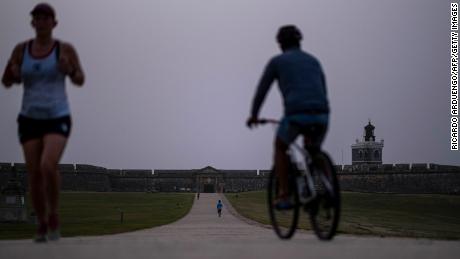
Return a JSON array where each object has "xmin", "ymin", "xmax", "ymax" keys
[
  {"xmin": 304, "ymin": 200, "xmax": 319, "ymax": 213},
  {"xmin": 299, "ymin": 196, "xmax": 309, "ymax": 204}
]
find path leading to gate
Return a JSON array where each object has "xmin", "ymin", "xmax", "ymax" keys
[{"xmin": 1, "ymin": 193, "xmax": 459, "ymax": 259}]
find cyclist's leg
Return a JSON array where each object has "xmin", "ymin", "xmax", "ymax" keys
[
  {"xmin": 303, "ymin": 123, "xmax": 328, "ymax": 161},
  {"xmin": 275, "ymin": 117, "xmax": 299, "ymax": 201},
  {"xmin": 274, "ymin": 137, "xmax": 289, "ymax": 199}
]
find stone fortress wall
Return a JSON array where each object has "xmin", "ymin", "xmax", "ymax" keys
[
  {"xmin": 336, "ymin": 163, "xmax": 460, "ymax": 194},
  {"xmin": 1, "ymin": 163, "xmax": 459, "ymax": 194}
]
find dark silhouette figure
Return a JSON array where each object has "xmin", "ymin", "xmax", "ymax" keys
[
  {"xmin": 247, "ymin": 25, "xmax": 330, "ymax": 209},
  {"xmin": 2, "ymin": 3, "xmax": 85, "ymax": 242}
]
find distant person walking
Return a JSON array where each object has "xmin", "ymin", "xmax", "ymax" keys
[
  {"xmin": 217, "ymin": 200, "xmax": 223, "ymax": 217},
  {"xmin": 1, "ymin": 3, "xmax": 85, "ymax": 242}
]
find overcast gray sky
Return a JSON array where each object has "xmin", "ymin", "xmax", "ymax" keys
[{"xmin": 1, "ymin": 0, "xmax": 458, "ymax": 169}]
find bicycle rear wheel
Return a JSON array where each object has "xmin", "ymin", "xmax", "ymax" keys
[
  {"xmin": 308, "ymin": 151, "xmax": 341, "ymax": 240},
  {"xmin": 267, "ymin": 167, "xmax": 299, "ymax": 239}
]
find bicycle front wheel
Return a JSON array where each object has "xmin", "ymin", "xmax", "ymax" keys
[
  {"xmin": 308, "ymin": 151, "xmax": 341, "ymax": 240},
  {"xmin": 267, "ymin": 168, "xmax": 299, "ymax": 239}
]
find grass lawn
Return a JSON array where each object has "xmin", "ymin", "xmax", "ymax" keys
[
  {"xmin": 0, "ymin": 192, "xmax": 194, "ymax": 240},
  {"xmin": 226, "ymin": 191, "xmax": 460, "ymax": 240}
]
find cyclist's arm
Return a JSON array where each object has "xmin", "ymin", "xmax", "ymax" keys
[{"xmin": 250, "ymin": 59, "xmax": 277, "ymax": 118}]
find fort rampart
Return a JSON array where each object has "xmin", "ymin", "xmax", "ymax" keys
[{"xmin": 1, "ymin": 163, "xmax": 459, "ymax": 194}]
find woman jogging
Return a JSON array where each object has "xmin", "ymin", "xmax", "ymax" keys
[{"xmin": 2, "ymin": 3, "xmax": 85, "ymax": 242}]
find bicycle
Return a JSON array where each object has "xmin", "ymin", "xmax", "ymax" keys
[{"xmin": 257, "ymin": 118, "xmax": 341, "ymax": 240}]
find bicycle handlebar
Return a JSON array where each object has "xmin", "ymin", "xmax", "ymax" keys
[{"xmin": 256, "ymin": 118, "xmax": 280, "ymax": 125}]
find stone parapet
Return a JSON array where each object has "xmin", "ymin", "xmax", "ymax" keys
[{"xmin": 0, "ymin": 162, "xmax": 459, "ymax": 194}]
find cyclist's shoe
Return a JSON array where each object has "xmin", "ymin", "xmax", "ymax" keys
[
  {"xmin": 274, "ymin": 198, "xmax": 295, "ymax": 210},
  {"xmin": 48, "ymin": 213, "xmax": 60, "ymax": 241},
  {"xmin": 34, "ymin": 224, "xmax": 48, "ymax": 243}
]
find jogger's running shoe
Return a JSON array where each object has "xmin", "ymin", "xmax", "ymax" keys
[
  {"xmin": 34, "ymin": 224, "xmax": 47, "ymax": 243},
  {"xmin": 48, "ymin": 229, "xmax": 60, "ymax": 241},
  {"xmin": 48, "ymin": 213, "xmax": 60, "ymax": 241}
]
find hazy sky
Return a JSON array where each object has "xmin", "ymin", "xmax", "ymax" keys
[{"xmin": 1, "ymin": 0, "xmax": 458, "ymax": 169}]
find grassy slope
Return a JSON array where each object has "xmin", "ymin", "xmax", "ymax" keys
[
  {"xmin": 0, "ymin": 192, "xmax": 194, "ymax": 240},
  {"xmin": 226, "ymin": 191, "xmax": 460, "ymax": 240}
]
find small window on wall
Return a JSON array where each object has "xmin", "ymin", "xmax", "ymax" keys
[
  {"xmin": 359, "ymin": 151, "xmax": 363, "ymax": 158},
  {"xmin": 374, "ymin": 150, "xmax": 380, "ymax": 159}
]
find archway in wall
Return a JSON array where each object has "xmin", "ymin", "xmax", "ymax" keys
[
  {"xmin": 195, "ymin": 166, "xmax": 224, "ymax": 193},
  {"xmin": 203, "ymin": 184, "xmax": 215, "ymax": 193}
]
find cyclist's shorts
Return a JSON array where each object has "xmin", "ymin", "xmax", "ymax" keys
[
  {"xmin": 277, "ymin": 113, "xmax": 328, "ymax": 147},
  {"xmin": 17, "ymin": 115, "xmax": 72, "ymax": 144}
]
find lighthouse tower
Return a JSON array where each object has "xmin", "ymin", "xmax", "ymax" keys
[{"xmin": 351, "ymin": 121, "xmax": 384, "ymax": 165}]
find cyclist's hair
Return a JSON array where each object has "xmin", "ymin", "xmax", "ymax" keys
[{"xmin": 276, "ymin": 25, "xmax": 302, "ymax": 49}]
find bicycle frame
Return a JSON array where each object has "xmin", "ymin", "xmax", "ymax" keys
[
  {"xmin": 257, "ymin": 118, "xmax": 334, "ymax": 205},
  {"xmin": 290, "ymin": 142, "xmax": 335, "ymax": 203},
  {"xmin": 288, "ymin": 143, "xmax": 317, "ymax": 205},
  {"xmin": 259, "ymin": 118, "xmax": 340, "ymax": 240}
]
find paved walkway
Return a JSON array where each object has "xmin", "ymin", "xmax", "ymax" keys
[{"xmin": 1, "ymin": 193, "xmax": 459, "ymax": 259}]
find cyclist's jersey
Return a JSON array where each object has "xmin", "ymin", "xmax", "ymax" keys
[
  {"xmin": 20, "ymin": 40, "xmax": 70, "ymax": 119},
  {"xmin": 217, "ymin": 203, "xmax": 223, "ymax": 209},
  {"xmin": 251, "ymin": 47, "xmax": 329, "ymax": 118}
]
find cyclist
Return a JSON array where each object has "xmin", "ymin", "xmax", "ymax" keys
[
  {"xmin": 2, "ymin": 3, "xmax": 85, "ymax": 242},
  {"xmin": 217, "ymin": 200, "xmax": 223, "ymax": 217},
  {"xmin": 247, "ymin": 25, "xmax": 329, "ymax": 210}
]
